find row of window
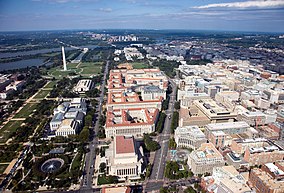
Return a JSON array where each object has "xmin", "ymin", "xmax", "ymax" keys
[{"xmin": 117, "ymin": 168, "xmax": 137, "ymax": 176}]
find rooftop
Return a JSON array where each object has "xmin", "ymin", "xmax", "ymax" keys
[
  {"xmin": 243, "ymin": 111, "xmax": 265, "ymax": 117},
  {"xmin": 143, "ymin": 85, "xmax": 163, "ymax": 92},
  {"xmin": 115, "ymin": 136, "xmax": 135, "ymax": 154},
  {"xmin": 106, "ymin": 107, "xmax": 158, "ymax": 127},
  {"xmin": 211, "ymin": 131, "xmax": 227, "ymax": 136},
  {"xmin": 102, "ymin": 186, "xmax": 131, "ymax": 193},
  {"xmin": 194, "ymin": 143, "xmax": 223, "ymax": 159},
  {"xmin": 206, "ymin": 121, "xmax": 250, "ymax": 130},
  {"xmin": 194, "ymin": 99, "xmax": 237, "ymax": 118},
  {"xmin": 175, "ymin": 126, "xmax": 206, "ymax": 139},
  {"xmin": 266, "ymin": 163, "xmax": 284, "ymax": 176},
  {"xmin": 251, "ymin": 167, "xmax": 284, "ymax": 190}
]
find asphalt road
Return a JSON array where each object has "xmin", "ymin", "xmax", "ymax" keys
[
  {"xmin": 145, "ymin": 79, "xmax": 177, "ymax": 192},
  {"xmin": 80, "ymin": 60, "xmax": 109, "ymax": 191}
]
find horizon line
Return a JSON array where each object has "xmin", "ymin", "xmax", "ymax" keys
[{"xmin": 0, "ymin": 28, "xmax": 283, "ymax": 34}]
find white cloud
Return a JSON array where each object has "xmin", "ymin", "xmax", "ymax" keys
[
  {"xmin": 99, "ymin": 8, "xmax": 113, "ymax": 12},
  {"xmin": 193, "ymin": 0, "xmax": 284, "ymax": 9}
]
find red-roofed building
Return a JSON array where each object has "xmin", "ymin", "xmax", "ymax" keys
[
  {"xmin": 115, "ymin": 136, "xmax": 135, "ymax": 154},
  {"xmin": 105, "ymin": 136, "xmax": 145, "ymax": 180},
  {"xmin": 102, "ymin": 186, "xmax": 131, "ymax": 193},
  {"xmin": 105, "ymin": 108, "xmax": 159, "ymax": 138}
]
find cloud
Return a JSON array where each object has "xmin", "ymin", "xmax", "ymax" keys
[
  {"xmin": 193, "ymin": 0, "xmax": 284, "ymax": 9},
  {"xmin": 99, "ymin": 8, "xmax": 112, "ymax": 12}
]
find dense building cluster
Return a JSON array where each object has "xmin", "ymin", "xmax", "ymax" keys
[
  {"xmin": 176, "ymin": 60, "xmax": 284, "ymax": 193},
  {"xmin": 100, "ymin": 68, "xmax": 168, "ymax": 179}
]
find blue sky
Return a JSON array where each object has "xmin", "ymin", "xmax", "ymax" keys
[{"xmin": 0, "ymin": 0, "xmax": 284, "ymax": 32}]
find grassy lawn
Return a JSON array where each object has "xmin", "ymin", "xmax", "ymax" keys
[
  {"xmin": 80, "ymin": 62, "xmax": 102, "ymax": 75},
  {"xmin": 44, "ymin": 81, "xmax": 57, "ymax": 89},
  {"xmin": 42, "ymin": 52, "xmax": 60, "ymax": 57},
  {"xmin": 0, "ymin": 164, "xmax": 8, "ymax": 174},
  {"xmin": 14, "ymin": 103, "xmax": 38, "ymax": 118},
  {"xmin": 67, "ymin": 63, "xmax": 79, "ymax": 69},
  {"xmin": 67, "ymin": 52, "xmax": 77, "ymax": 60},
  {"xmin": 34, "ymin": 90, "xmax": 50, "ymax": 99},
  {"xmin": 71, "ymin": 153, "xmax": 83, "ymax": 171},
  {"xmin": 97, "ymin": 175, "xmax": 118, "ymax": 185},
  {"xmin": 49, "ymin": 68, "xmax": 80, "ymax": 78},
  {"xmin": 0, "ymin": 121, "xmax": 23, "ymax": 143},
  {"xmin": 131, "ymin": 62, "xmax": 149, "ymax": 69},
  {"xmin": 47, "ymin": 62, "xmax": 103, "ymax": 79}
]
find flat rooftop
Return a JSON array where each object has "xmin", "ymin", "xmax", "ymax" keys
[
  {"xmin": 115, "ymin": 136, "xmax": 135, "ymax": 154},
  {"xmin": 175, "ymin": 126, "xmax": 206, "ymax": 139},
  {"xmin": 108, "ymin": 68, "xmax": 167, "ymax": 90},
  {"xmin": 194, "ymin": 98, "xmax": 237, "ymax": 118},
  {"xmin": 106, "ymin": 107, "xmax": 158, "ymax": 127},
  {"xmin": 194, "ymin": 143, "xmax": 223, "ymax": 159},
  {"xmin": 206, "ymin": 121, "xmax": 250, "ymax": 130},
  {"xmin": 252, "ymin": 168, "xmax": 284, "ymax": 190},
  {"xmin": 102, "ymin": 186, "xmax": 131, "ymax": 193}
]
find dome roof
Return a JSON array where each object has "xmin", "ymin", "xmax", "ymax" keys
[{"xmin": 57, "ymin": 104, "xmax": 65, "ymax": 111}]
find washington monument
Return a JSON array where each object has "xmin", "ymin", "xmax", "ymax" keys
[{"xmin": 62, "ymin": 46, "xmax": 67, "ymax": 71}]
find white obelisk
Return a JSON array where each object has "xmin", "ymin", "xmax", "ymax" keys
[{"xmin": 62, "ymin": 46, "xmax": 67, "ymax": 71}]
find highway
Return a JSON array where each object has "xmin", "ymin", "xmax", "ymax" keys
[
  {"xmin": 145, "ymin": 79, "xmax": 177, "ymax": 192},
  {"xmin": 80, "ymin": 59, "xmax": 109, "ymax": 193}
]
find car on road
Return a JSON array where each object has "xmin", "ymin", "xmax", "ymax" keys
[{"xmin": 168, "ymin": 115, "xmax": 171, "ymax": 119}]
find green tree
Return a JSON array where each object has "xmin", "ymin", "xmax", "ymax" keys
[
  {"xmin": 145, "ymin": 164, "xmax": 152, "ymax": 178},
  {"xmin": 184, "ymin": 187, "xmax": 197, "ymax": 193},
  {"xmin": 78, "ymin": 126, "xmax": 90, "ymax": 142},
  {"xmin": 144, "ymin": 134, "xmax": 160, "ymax": 152},
  {"xmin": 169, "ymin": 138, "xmax": 177, "ymax": 150},
  {"xmin": 99, "ymin": 162, "xmax": 106, "ymax": 173},
  {"xmin": 160, "ymin": 187, "xmax": 168, "ymax": 193},
  {"xmin": 162, "ymin": 98, "xmax": 169, "ymax": 111},
  {"xmin": 165, "ymin": 161, "xmax": 179, "ymax": 179},
  {"xmin": 90, "ymin": 99, "xmax": 98, "ymax": 107},
  {"xmin": 174, "ymin": 101, "xmax": 180, "ymax": 110},
  {"xmin": 84, "ymin": 115, "xmax": 93, "ymax": 127},
  {"xmin": 170, "ymin": 111, "xmax": 179, "ymax": 133},
  {"xmin": 156, "ymin": 112, "xmax": 166, "ymax": 133}
]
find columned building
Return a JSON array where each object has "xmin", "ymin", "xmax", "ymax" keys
[
  {"xmin": 105, "ymin": 136, "xmax": 145, "ymax": 180},
  {"xmin": 174, "ymin": 126, "xmax": 207, "ymax": 150}
]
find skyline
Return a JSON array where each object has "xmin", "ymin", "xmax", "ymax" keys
[{"xmin": 0, "ymin": 0, "xmax": 284, "ymax": 32}]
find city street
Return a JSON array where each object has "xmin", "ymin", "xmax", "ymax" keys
[
  {"xmin": 80, "ymin": 59, "xmax": 109, "ymax": 192},
  {"xmin": 145, "ymin": 79, "xmax": 177, "ymax": 192}
]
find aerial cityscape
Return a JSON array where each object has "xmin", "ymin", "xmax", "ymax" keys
[{"xmin": 0, "ymin": 0, "xmax": 284, "ymax": 193}]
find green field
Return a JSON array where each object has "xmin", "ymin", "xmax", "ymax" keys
[
  {"xmin": 80, "ymin": 62, "xmax": 102, "ymax": 75},
  {"xmin": 0, "ymin": 164, "xmax": 8, "ymax": 174},
  {"xmin": 71, "ymin": 153, "xmax": 83, "ymax": 171},
  {"xmin": 67, "ymin": 52, "xmax": 78, "ymax": 60},
  {"xmin": 14, "ymin": 103, "xmax": 38, "ymax": 118},
  {"xmin": 42, "ymin": 52, "xmax": 60, "ymax": 57},
  {"xmin": 44, "ymin": 81, "xmax": 57, "ymax": 89},
  {"xmin": 97, "ymin": 175, "xmax": 118, "ymax": 185},
  {"xmin": 34, "ymin": 90, "xmax": 50, "ymax": 99},
  {"xmin": 48, "ymin": 67, "xmax": 80, "ymax": 78},
  {"xmin": 66, "ymin": 63, "xmax": 79, "ymax": 69},
  {"xmin": 0, "ymin": 121, "xmax": 23, "ymax": 143},
  {"xmin": 47, "ymin": 62, "xmax": 103, "ymax": 79},
  {"xmin": 131, "ymin": 62, "xmax": 149, "ymax": 69}
]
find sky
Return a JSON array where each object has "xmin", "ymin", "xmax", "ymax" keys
[{"xmin": 0, "ymin": 0, "xmax": 284, "ymax": 32}]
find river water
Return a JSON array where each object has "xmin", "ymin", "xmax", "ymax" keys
[
  {"xmin": 0, "ymin": 45, "xmax": 98, "ymax": 71},
  {"xmin": 0, "ymin": 45, "xmax": 98, "ymax": 59},
  {"xmin": 0, "ymin": 59, "xmax": 53, "ymax": 71}
]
